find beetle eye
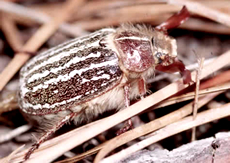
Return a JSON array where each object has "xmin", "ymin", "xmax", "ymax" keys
[
  {"xmin": 156, "ymin": 52, "xmax": 162, "ymax": 58},
  {"xmin": 155, "ymin": 52, "xmax": 163, "ymax": 63}
]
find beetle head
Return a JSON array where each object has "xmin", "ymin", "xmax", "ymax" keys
[{"xmin": 151, "ymin": 31, "xmax": 177, "ymax": 66}]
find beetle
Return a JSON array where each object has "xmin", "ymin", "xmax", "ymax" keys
[{"xmin": 18, "ymin": 6, "xmax": 192, "ymax": 160}]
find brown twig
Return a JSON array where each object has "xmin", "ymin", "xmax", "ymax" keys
[
  {"xmin": 73, "ymin": 2, "xmax": 230, "ymax": 33},
  {"xmin": 0, "ymin": 0, "xmax": 86, "ymax": 91},
  {"xmin": 0, "ymin": 14, "xmax": 23, "ymax": 52},
  {"xmin": 74, "ymin": 14, "xmax": 168, "ymax": 31},
  {"xmin": 18, "ymin": 0, "xmax": 230, "ymax": 22},
  {"xmin": 31, "ymin": 0, "xmax": 167, "ymax": 21},
  {"xmin": 2, "ymin": 1, "xmax": 230, "ymax": 35},
  {"xmin": 169, "ymin": 0, "xmax": 230, "ymax": 27},
  {"xmin": 180, "ymin": 18, "xmax": 230, "ymax": 35},
  {"xmin": 54, "ymin": 143, "xmax": 107, "ymax": 163},
  {"xmin": 157, "ymin": 81, "xmax": 229, "ymax": 109},
  {"xmin": 0, "ymin": 125, "xmax": 32, "ymax": 143},
  {"xmin": 101, "ymin": 102, "xmax": 230, "ymax": 163},
  {"xmin": 0, "ymin": 92, "xmax": 18, "ymax": 114},
  {"xmin": 0, "ymin": 145, "xmax": 25, "ymax": 163},
  {"xmin": 191, "ymin": 57, "xmax": 204, "ymax": 141},
  {"xmin": 96, "ymin": 4, "xmax": 179, "ymax": 18},
  {"xmin": 200, "ymin": 70, "xmax": 230, "ymax": 90},
  {"xmin": 75, "ymin": 0, "xmax": 230, "ymax": 21},
  {"xmin": 0, "ymin": 1, "xmax": 87, "ymax": 37}
]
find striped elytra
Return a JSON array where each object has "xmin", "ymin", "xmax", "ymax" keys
[{"xmin": 18, "ymin": 25, "xmax": 178, "ymax": 117}]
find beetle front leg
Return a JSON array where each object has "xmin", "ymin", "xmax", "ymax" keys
[
  {"xmin": 156, "ymin": 58, "xmax": 193, "ymax": 84},
  {"xmin": 155, "ymin": 6, "xmax": 190, "ymax": 34}
]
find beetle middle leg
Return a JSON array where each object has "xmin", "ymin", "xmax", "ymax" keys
[
  {"xmin": 116, "ymin": 84, "xmax": 134, "ymax": 135},
  {"xmin": 116, "ymin": 79, "xmax": 146, "ymax": 135}
]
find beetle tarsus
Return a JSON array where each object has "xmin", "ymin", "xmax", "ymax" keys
[
  {"xmin": 116, "ymin": 119, "xmax": 133, "ymax": 135},
  {"xmin": 24, "ymin": 143, "xmax": 39, "ymax": 160},
  {"xmin": 181, "ymin": 69, "xmax": 193, "ymax": 85}
]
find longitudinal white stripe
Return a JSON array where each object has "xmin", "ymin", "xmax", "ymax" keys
[
  {"xmin": 23, "ymin": 74, "xmax": 117, "ymax": 110},
  {"xmin": 81, "ymin": 74, "xmax": 111, "ymax": 84},
  {"xmin": 21, "ymin": 58, "xmax": 118, "ymax": 96},
  {"xmin": 23, "ymin": 94, "xmax": 83, "ymax": 110},
  {"xmin": 91, "ymin": 74, "xmax": 111, "ymax": 80},
  {"xmin": 24, "ymin": 39, "xmax": 100, "ymax": 77},
  {"xmin": 116, "ymin": 36, "xmax": 149, "ymax": 41},
  {"xmin": 27, "ymin": 51, "xmax": 102, "ymax": 83},
  {"xmin": 24, "ymin": 28, "xmax": 115, "ymax": 69}
]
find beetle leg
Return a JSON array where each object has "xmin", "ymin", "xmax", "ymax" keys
[
  {"xmin": 116, "ymin": 84, "xmax": 134, "ymax": 135},
  {"xmin": 24, "ymin": 112, "xmax": 79, "ymax": 160},
  {"xmin": 155, "ymin": 58, "xmax": 193, "ymax": 84},
  {"xmin": 116, "ymin": 119, "xmax": 133, "ymax": 136},
  {"xmin": 155, "ymin": 6, "xmax": 190, "ymax": 34},
  {"xmin": 138, "ymin": 78, "xmax": 146, "ymax": 99}
]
